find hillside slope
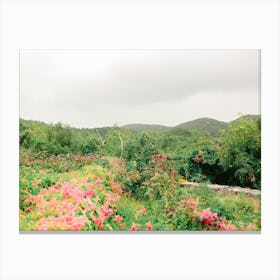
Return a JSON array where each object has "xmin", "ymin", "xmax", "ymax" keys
[{"xmin": 122, "ymin": 123, "xmax": 171, "ymax": 131}]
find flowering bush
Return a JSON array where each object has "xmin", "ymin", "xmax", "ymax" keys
[
  {"xmin": 175, "ymin": 196, "xmax": 236, "ymax": 231},
  {"xmin": 185, "ymin": 141, "xmax": 224, "ymax": 184},
  {"xmin": 23, "ymin": 176, "xmax": 125, "ymax": 231}
]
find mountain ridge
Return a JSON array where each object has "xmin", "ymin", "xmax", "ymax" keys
[
  {"xmin": 20, "ymin": 115, "xmax": 260, "ymax": 135},
  {"xmin": 121, "ymin": 115, "xmax": 260, "ymax": 135}
]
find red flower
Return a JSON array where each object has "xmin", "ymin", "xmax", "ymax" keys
[
  {"xmin": 193, "ymin": 157, "xmax": 200, "ymax": 163},
  {"xmin": 146, "ymin": 222, "xmax": 152, "ymax": 231},
  {"xmin": 130, "ymin": 223, "xmax": 137, "ymax": 231}
]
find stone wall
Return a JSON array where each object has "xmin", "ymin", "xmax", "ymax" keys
[{"xmin": 180, "ymin": 182, "xmax": 261, "ymax": 197}]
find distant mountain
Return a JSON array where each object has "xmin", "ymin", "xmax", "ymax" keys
[
  {"xmin": 174, "ymin": 118, "xmax": 228, "ymax": 136},
  {"xmin": 122, "ymin": 118, "xmax": 229, "ymax": 136},
  {"xmin": 122, "ymin": 124, "xmax": 171, "ymax": 131}
]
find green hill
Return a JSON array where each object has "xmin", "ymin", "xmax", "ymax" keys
[
  {"xmin": 121, "ymin": 124, "xmax": 171, "ymax": 131},
  {"xmin": 122, "ymin": 118, "xmax": 229, "ymax": 135},
  {"xmin": 174, "ymin": 118, "xmax": 228, "ymax": 136}
]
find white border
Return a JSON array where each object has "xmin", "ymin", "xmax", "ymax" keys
[{"xmin": 1, "ymin": 1, "xmax": 279, "ymax": 280}]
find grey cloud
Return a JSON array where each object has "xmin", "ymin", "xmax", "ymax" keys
[{"xmin": 20, "ymin": 50, "xmax": 260, "ymax": 127}]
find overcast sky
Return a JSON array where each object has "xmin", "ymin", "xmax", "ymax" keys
[{"xmin": 20, "ymin": 50, "xmax": 260, "ymax": 128}]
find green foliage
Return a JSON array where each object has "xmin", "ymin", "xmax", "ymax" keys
[
  {"xmin": 19, "ymin": 116, "xmax": 261, "ymax": 190},
  {"xmin": 184, "ymin": 139, "xmax": 224, "ymax": 183},
  {"xmin": 220, "ymin": 116, "xmax": 261, "ymax": 188},
  {"xmin": 123, "ymin": 133, "xmax": 158, "ymax": 196},
  {"xmin": 81, "ymin": 138, "xmax": 99, "ymax": 155},
  {"xmin": 123, "ymin": 133, "xmax": 158, "ymax": 169}
]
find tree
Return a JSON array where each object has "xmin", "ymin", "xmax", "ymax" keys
[{"xmin": 219, "ymin": 116, "xmax": 261, "ymax": 188}]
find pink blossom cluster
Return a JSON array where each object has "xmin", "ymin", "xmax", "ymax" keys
[
  {"xmin": 37, "ymin": 215, "xmax": 89, "ymax": 231},
  {"xmin": 196, "ymin": 208, "xmax": 219, "ymax": 226},
  {"xmin": 25, "ymin": 177, "xmax": 125, "ymax": 231},
  {"xmin": 178, "ymin": 196, "xmax": 237, "ymax": 231},
  {"xmin": 196, "ymin": 208, "xmax": 236, "ymax": 231},
  {"xmin": 178, "ymin": 197, "xmax": 199, "ymax": 211}
]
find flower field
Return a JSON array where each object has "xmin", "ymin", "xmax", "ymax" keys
[{"xmin": 20, "ymin": 147, "xmax": 261, "ymax": 231}]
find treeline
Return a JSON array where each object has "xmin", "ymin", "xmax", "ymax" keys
[{"xmin": 19, "ymin": 116, "xmax": 261, "ymax": 189}]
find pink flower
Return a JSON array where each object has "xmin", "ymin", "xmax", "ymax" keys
[
  {"xmin": 219, "ymin": 222, "xmax": 236, "ymax": 231},
  {"xmin": 57, "ymin": 201, "xmax": 77, "ymax": 216},
  {"xmin": 24, "ymin": 177, "xmax": 125, "ymax": 231},
  {"xmin": 186, "ymin": 197, "xmax": 199, "ymax": 210},
  {"xmin": 113, "ymin": 215, "xmax": 123, "ymax": 223},
  {"xmin": 146, "ymin": 222, "xmax": 152, "ymax": 231},
  {"xmin": 71, "ymin": 216, "xmax": 89, "ymax": 230},
  {"xmin": 112, "ymin": 194, "xmax": 120, "ymax": 201},
  {"xmin": 130, "ymin": 223, "xmax": 137, "ymax": 231},
  {"xmin": 93, "ymin": 217, "xmax": 104, "ymax": 229},
  {"xmin": 136, "ymin": 206, "xmax": 147, "ymax": 216},
  {"xmin": 39, "ymin": 205, "xmax": 45, "ymax": 213},
  {"xmin": 65, "ymin": 216, "xmax": 73, "ymax": 223},
  {"xmin": 196, "ymin": 208, "xmax": 218, "ymax": 226},
  {"xmin": 141, "ymin": 206, "xmax": 147, "ymax": 214},
  {"xmin": 84, "ymin": 189, "xmax": 95, "ymax": 197},
  {"xmin": 39, "ymin": 188, "xmax": 47, "ymax": 195},
  {"xmin": 104, "ymin": 209, "xmax": 114, "ymax": 218}
]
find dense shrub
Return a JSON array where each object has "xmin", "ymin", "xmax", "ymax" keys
[
  {"xmin": 182, "ymin": 117, "xmax": 261, "ymax": 189},
  {"xmin": 184, "ymin": 139, "xmax": 224, "ymax": 183},
  {"xmin": 219, "ymin": 116, "xmax": 261, "ymax": 189},
  {"xmin": 123, "ymin": 133, "xmax": 159, "ymax": 196},
  {"xmin": 20, "ymin": 117, "xmax": 261, "ymax": 191},
  {"xmin": 81, "ymin": 138, "xmax": 99, "ymax": 155}
]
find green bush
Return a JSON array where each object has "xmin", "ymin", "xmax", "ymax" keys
[
  {"xmin": 220, "ymin": 116, "xmax": 261, "ymax": 188},
  {"xmin": 123, "ymin": 133, "xmax": 159, "ymax": 196},
  {"xmin": 81, "ymin": 138, "xmax": 99, "ymax": 155},
  {"xmin": 184, "ymin": 140, "xmax": 224, "ymax": 183}
]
